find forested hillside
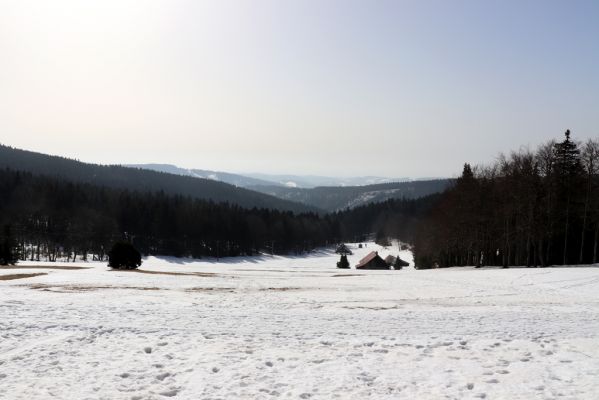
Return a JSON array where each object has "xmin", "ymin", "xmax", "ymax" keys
[
  {"xmin": 0, "ymin": 168, "xmax": 432, "ymax": 261},
  {"xmin": 248, "ymin": 179, "xmax": 452, "ymax": 211},
  {"xmin": 4, "ymin": 131, "xmax": 595, "ymax": 268},
  {"xmin": 414, "ymin": 131, "xmax": 599, "ymax": 268},
  {"xmin": 126, "ymin": 164, "xmax": 282, "ymax": 188},
  {"xmin": 0, "ymin": 145, "xmax": 316, "ymax": 213}
]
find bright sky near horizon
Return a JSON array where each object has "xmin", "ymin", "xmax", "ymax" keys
[{"xmin": 1, "ymin": 0, "xmax": 598, "ymax": 178}]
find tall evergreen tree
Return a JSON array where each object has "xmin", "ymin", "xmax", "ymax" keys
[
  {"xmin": 553, "ymin": 130, "xmax": 583, "ymax": 264},
  {"xmin": 0, "ymin": 225, "xmax": 19, "ymax": 265}
]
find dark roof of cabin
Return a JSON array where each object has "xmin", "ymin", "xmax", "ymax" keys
[{"xmin": 356, "ymin": 251, "xmax": 385, "ymax": 268}]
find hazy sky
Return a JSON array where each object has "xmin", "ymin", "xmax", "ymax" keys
[{"xmin": 1, "ymin": 0, "xmax": 598, "ymax": 178}]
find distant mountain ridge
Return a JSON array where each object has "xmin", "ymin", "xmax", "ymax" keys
[
  {"xmin": 244, "ymin": 173, "xmax": 410, "ymax": 188},
  {"xmin": 128, "ymin": 163, "xmax": 409, "ymax": 188},
  {"xmin": 248, "ymin": 180, "xmax": 454, "ymax": 211},
  {"xmin": 126, "ymin": 163, "xmax": 451, "ymax": 212},
  {"xmin": 126, "ymin": 164, "xmax": 280, "ymax": 188},
  {"xmin": 0, "ymin": 145, "xmax": 319, "ymax": 213}
]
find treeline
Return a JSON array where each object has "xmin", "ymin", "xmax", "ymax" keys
[
  {"xmin": 0, "ymin": 144, "xmax": 318, "ymax": 213},
  {"xmin": 249, "ymin": 179, "xmax": 452, "ymax": 211},
  {"xmin": 414, "ymin": 131, "xmax": 599, "ymax": 268},
  {"xmin": 333, "ymin": 195, "xmax": 442, "ymax": 243},
  {"xmin": 0, "ymin": 168, "xmax": 426, "ymax": 262}
]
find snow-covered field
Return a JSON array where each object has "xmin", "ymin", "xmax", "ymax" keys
[{"xmin": 1, "ymin": 243, "xmax": 599, "ymax": 400}]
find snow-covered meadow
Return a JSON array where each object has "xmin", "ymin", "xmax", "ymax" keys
[{"xmin": 1, "ymin": 243, "xmax": 599, "ymax": 399}]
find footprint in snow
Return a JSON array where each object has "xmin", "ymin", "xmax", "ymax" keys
[
  {"xmin": 159, "ymin": 389, "xmax": 178, "ymax": 397},
  {"xmin": 156, "ymin": 372, "xmax": 171, "ymax": 381}
]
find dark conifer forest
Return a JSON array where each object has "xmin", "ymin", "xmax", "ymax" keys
[
  {"xmin": 0, "ymin": 167, "xmax": 431, "ymax": 262},
  {"xmin": 0, "ymin": 144, "xmax": 319, "ymax": 213},
  {"xmin": 414, "ymin": 131, "xmax": 599, "ymax": 268},
  {"xmin": 1, "ymin": 131, "xmax": 598, "ymax": 268}
]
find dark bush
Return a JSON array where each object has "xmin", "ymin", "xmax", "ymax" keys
[
  {"xmin": 337, "ymin": 254, "xmax": 350, "ymax": 269},
  {"xmin": 0, "ymin": 225, "xmax": 19, "ymax": 266},
  {"xmin": 108, "ymin": 242, "xmax": 142, "ymax": 270}
]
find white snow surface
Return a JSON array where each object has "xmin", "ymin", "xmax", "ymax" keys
[{"xmin": 1, "ymin": 243, "xmax": 599, "ymax": 400}]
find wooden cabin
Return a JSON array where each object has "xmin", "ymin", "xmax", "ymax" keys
[{"xmin": 356, "ymin": 251, "xmax": 389, "ymax": 270}]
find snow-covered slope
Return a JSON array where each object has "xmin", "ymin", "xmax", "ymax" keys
[
  {"xmin": 127, "ymin": 164, "xmax": 410, "ymax": 189},
  {"xmin": 126, "ymin": 164, "xmax": 281, "ymax": 188},
  {"xmin": 1, "ymin": 244, "xmax": 599, "ymax": 399},
  {"xmin": 249, "ymin": 180, "xmax": 452, "ymax": 211},
  {"xmin": 244, "ymin": 174, "xmax": 409, "ymax": 188}
]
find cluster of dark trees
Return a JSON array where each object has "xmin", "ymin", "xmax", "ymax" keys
[
  {"xmin": 414, "ymin": 131, "xmax": 599, "ymax": 269},
  {"xmin": 0, "ymin": 167, "xmax": 428, "ymax": 263},
  {"xmin": 0, "ymin": 225, "xmax": 19, "ymax": 265},
  {"xmin": 0, "ymin": 144, "xmax": 317, "ymax": 213},
  {"xmin": 334, "ymin": 195, "xmax": 440, "ymax": 244},
  {"xmin": 249, "ymin": 179, "xmax": 451, "ymax": 211},
  {"xmin": 5, "ymin": 130, "xmax": 593, "ymax": 269}
]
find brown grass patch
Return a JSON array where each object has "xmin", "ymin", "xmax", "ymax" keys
[
  {"xmin": 0, "ymin": 273, "xmax": 47, "ymax": 281},
  {"xmin": 1, "ymin": 265, "xmax": 90, "ymax": 270},
  {"xmin": 117, "ymin": 269, "xmax": 216, "ymax": 277},
  {"xmin": 342, "ymin": 305, "xmax": 402, "ymax": 311},
  {"xmin": 332, "ymin": 274, "xmax": 362, "ymax": 277},
  {"xmin": 185, "ymin": 287, "xmax": 236, "ymax": 293},
  {"xmin": 184, "ymin": 286, "xmax": 302, "ymax": 293},
  {"xmin": 25, "ymin": 284, "xmax": 161, "ymax": 292}
]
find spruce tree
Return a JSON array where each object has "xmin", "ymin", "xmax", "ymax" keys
[
  {"xmin": 553, "ymin": 130, "xmax": 584, "ymax": 264},
  {"xmin": 0, "ymin": 225, "xmax": 19, "ymax": 266},
  {"xmin": 337, "ymin": 254, "xmax": 350, "ymax": 269}
]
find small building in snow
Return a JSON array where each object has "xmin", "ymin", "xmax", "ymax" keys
[{"xmin": 356, "ymin": 251, "xmax": 389, "ymax": 270}]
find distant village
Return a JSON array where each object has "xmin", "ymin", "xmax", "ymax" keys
[{"xmin": 335, "ymin": 243, "xmax": 410, "ymax": 270}]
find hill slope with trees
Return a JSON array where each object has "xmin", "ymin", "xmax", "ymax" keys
[
  {"xmin": 414, "ymin": 131, "xmax": 599, "ymax": 268},
  {"xmin": 248, "ymin": 179, "xmax": 452, "ymax": 211},
  {"xmin": 0, "ymin": 144, "xmax": 317, "ymax": 213},
  {"xmin": 0, "ymin": 167, "xmax": 435, "ymax": 261}
]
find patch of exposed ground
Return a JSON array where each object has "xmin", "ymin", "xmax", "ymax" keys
[
  {"xmin": 232, "ymin": 269, "xmax": 331, "ymax": 273},
  {"xmin": 184, "ymin": 287, "xmax": 304, "ymax": 293},
  {"xmin": 0, "ymin": 265, "xmax": 90, "ymax": 270},
  {"xmin": 185, "ymin": 287, "xmax": 236, "ymax": 293},
  {"xmin": 24, "ymin": 284, "xmax": 161, "ymax": 292},
  {"xmin": 119, "ymin": 269, "xmax": 217, "ymax": 277},
  {"xmin": 342, "ymin": 305, "xmax": 402, "ymax": 311},
  {"xmin": 0, "ymin": 273, "xmax": 47, "ymax": 281}
]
